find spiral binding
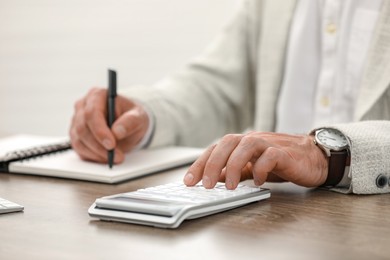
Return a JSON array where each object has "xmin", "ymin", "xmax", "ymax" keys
[{"xmin": 0, "ymin": 141, "xmax": 71, "ymax": 172}]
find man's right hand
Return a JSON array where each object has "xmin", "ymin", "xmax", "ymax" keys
[{"xmin": 69, "ymin": 87, "xmax": 150, "ymax": 164}]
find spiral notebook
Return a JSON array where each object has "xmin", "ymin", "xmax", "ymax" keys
[{"xmin": 0, "ymin": 135, "xmax": 203, "ymax": 183}]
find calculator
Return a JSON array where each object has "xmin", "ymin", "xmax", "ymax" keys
[
  {"xmin": 0, "ymin": 197, "xmax": 24, "ymax": 214},
  {"xmin": 88, "ymin": 182, "xmax": 270, "ymax": 228}
]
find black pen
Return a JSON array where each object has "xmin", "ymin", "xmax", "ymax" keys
[{"xmin": 107, "ymin": 69, "xmax": 117, "ymax": 169}]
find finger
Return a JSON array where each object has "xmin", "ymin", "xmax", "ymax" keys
[
  {"xmin": 71, "ymin": 124, "xmax": 108, "ymax": 157},
  {"xmin": 84, "ymin": 89, "xmax": 115, "ymax": 150},
  {"xmin": 70, "ymin": 133, "xmax": 107, "ymax": 163},
  {"xmin": 224, "ymin": 162, "xmax": 254, "ymax": 190},
  {"xmin": 70, "ymin": 98, "xmax": 89, "ymax": 141},
  {"xmin": 266, "ymin": 173, "xmax": 287, "ymax": 182},
  {"xmin": 252, "ymin": 147, "xmax": 295, "ymax": 186},
  {"xmin": 71, "ymin": 125, "xmax": 125, "ymax": 163},
  {"xmin": 202, "ymin": 134, "xmax": 242, "ymax": 189},
  {"xmin": 240, "ymin": 162, "xmax": 254, "ymax": 181},
  {"xmin": 112, "ymin": 149, "xmax": 125, "ymax": 164},
  {"xmin": 71, "ymin": 129, "xmax": 125, "ymax": 164},
  {"xmin": 184, "ymin": 144, "xmax": 216, "ymax": 186},
  {"xmin": 113, "ymin": 104, "xmax": 150, "ymax": 153},
  {"xmin": 112, "ymin": 106, "xmax": 147, "ymax": 141},
  {"xmin": 224, "ymin": 135, "xmax": 269, "ymax": 189},
  {"xmin": 218, "ymin": 163, "xmax": 253, "ymax": 183},
  {"xmin": 70, "ymin": 101, "xmax": 111, "ymax": 161},
  {"xmin": 218, "ymin": 168, "xmax": 227, "ymax": 182}
]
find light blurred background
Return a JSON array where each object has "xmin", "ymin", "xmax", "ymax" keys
[{"xmin": 0, "ymin": 0, "xmax": 238, "ymax": 136}]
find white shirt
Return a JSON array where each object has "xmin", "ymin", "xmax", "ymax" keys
[
  {"xmin": 142, "ymin": 0, "xmax": 383, "ymax": 141},
  {"xmin": 276, "ymin": 0, "xmax": 382, "ymax": 134},
  {"xmin": 139, "ymin": 0, "xmax": 382, "ymax": 187}
]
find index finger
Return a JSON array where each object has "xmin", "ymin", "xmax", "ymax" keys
[
  {"xmin": 224, "ymin": 135, "xmax": 271, "ymax": 188},
  {"xmin": 184, "ymin": 144, "xmax": 216, "ymax": 186}
]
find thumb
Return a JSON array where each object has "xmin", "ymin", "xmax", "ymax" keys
[{"xmin": 112, "ymin": 108, "xmax": 146, "ymax": 140}]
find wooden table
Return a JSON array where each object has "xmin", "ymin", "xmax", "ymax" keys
[{"xmin": 1, "ymin": 167, "xmax": 389, "ymax": 260}]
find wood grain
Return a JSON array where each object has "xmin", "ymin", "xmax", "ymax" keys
[{"xmin": 1, "ymin": 169, "xmax": 389, "ymax": 260}]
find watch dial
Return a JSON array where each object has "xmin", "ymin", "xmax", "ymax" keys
[{"xmin": 317, "ymin": 129, "xmax": 348, "ymax": 149}]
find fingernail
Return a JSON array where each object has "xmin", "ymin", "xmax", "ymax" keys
[
  {"xmin": 226, "ymin": 178, "xmax": 234, "ymax": 189},
  {"xmin": 254, "ymin": 179, "xmax": 261, "ymax": 186},
  {"xmin": 113, "ymin": 125, "xmax": 126, "ymax": 139},
  {"xmin": 184, "ymin": 173, "xmax": 194, "ymax": 184},
  {"xmin": 202, "ymin": 176, "xmax": 211, "ymax": 188},
  {"xmin": 102, "ymin": 139, "xmax": 113, "ymax": 149}
]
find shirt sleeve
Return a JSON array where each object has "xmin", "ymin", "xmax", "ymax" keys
[
  {"xmin": 312, "ymin": 121, "xmax": 390, "ymax": 194},
  {"xmin": 132, "ymin": 103, "xmax": 156, "ymax": 150},
  {"xmin": 119, "ymin": 0, "xmax": 257, "ymax": 148}
]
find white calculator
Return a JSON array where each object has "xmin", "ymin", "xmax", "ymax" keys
[
  {"xmin": 88, "ymin": 182, "xmax": 270, "ymax": 228},
  {"xmin": 0, "ymin": 197, "xmax": 24, "ymax": 214}
]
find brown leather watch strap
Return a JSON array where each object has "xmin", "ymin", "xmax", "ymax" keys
[{"xmin": 321, "ymin": 150, "xmax": 350, "ymax": 187}]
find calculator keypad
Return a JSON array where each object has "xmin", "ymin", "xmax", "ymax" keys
[{"xmin": 126, "ymin": 182, "xmax": 261, "ymax": 204}]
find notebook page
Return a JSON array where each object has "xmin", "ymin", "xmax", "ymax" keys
[{"xmin": 8, "ymin": 147, "xmax": 203, "ymax": 183}]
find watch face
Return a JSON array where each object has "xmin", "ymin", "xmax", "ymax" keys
[{"xmin": 316, "ymin": 128, "xmax": 348, "ymax": 150}]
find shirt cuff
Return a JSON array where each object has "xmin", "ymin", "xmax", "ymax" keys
[{"xmin": 132, "ymin": 104, "xmax": 156, "ymax": 150}]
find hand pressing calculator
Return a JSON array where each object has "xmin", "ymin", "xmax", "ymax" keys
[{"xmin": 88, "ymin": 182, "xmax": 270, "ymax": 228}]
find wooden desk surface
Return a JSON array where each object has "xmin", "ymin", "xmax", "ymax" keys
[{"xmin": 1, "ymin": 168, "xmax": 389, "ymax": 260}]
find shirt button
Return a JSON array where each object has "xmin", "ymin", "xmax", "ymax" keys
[
  {"xmin": 320, "ymin": 96, "xmax": 330, "ymax": 107},
  {"xmin": 326, "ymin": 23, "xmax": 337, "ymax": 34},
  {"xmin": 376, "ymin": 174, "xmax": 388, "ymax": 188}
]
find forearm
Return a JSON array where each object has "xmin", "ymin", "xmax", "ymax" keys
[{"xmin": 120, "ymin": 1, "xmax": 257, "ymax": 148}]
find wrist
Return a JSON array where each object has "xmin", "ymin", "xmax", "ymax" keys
[
  {"xmin": 309, "ymin": 135, "xmax": 329, "ymax": 186},
  {"xmin": 312, "ymin": 128, "xmax": 350, "ymax": 187}
]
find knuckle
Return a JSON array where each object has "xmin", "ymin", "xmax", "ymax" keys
[
  {"xmin": 206, "ymin": 143, "xmax": 217, "ymax": 153},
  {"xmin": 246, "ymin": 130, "xmax": 257, "ymax": 135},
  {"xmin": 220, "ymin": 133, "xmax": 241, "ymax": 144},
  {"xmin": 88, "ymin": 87, "xmax": 103, "ymax": 95},
  {"xmin": 84, "ymin": 105, "xmax": 95, "ymax": 118},
  {"xmin": 69, "ymin": 125, "xmax": 76, "ymax": 139},
  {"xmin": 74, "ymin": 122, "xmax": 86, "ymax": 136},
  {"xmin": 239, "ymin": 135, "xmax": 258, "ymax": 150},
  {"xmin": 74, "ymin": 98, "xmax": 84, "ymax": 110},
  {"xmin": 263, "ymin": 147, "xmax": 280, "ymax": 159}
]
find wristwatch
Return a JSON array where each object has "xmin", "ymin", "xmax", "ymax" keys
[{"xmin": 313, "ymin": 128, "xmax": 350, "ymax": 186}]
